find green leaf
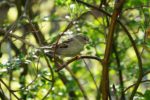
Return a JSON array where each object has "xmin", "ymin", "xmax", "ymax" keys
[{"xmin": 144, "ymin": 90, "xmax": 150, "ymax": 100}]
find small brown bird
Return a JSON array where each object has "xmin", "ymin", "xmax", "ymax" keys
[{"xmin": 40, "ymin": 34, "xmax": 89, "ymax": 57}]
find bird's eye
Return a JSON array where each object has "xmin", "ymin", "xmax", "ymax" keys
[
  {"xmin": 83, "ymin": 37, "xmax": 86, "ymax": 40},
  {"xmin": 84, "ymin": 37, "xmax": 88, "ymax": 41}
]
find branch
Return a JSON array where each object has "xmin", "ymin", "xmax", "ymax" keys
[
  {"xmin": 0, "ymin": 79, "xmax": 20, "ymax": 100},
  {"xmin": 124, "ymin": 80, "xmax": 150, "ymax": 92},
  {"xmin": 118, "ymin": 21, "xmax": 143, "ymax": 100},
  {"xmin": 113, "ymin": 44, "xmax": 125, "ymax": 100},
  {"xmin": 0, "ymin": 28, "xmax": 36, "ymax": 47},
  {"xmin": 101, "ymin": 0, "xmax": 126, "ymax": 99},
  {"xmin": 55, "ymin": 56, "xmax": 102, "ymax": 72}
]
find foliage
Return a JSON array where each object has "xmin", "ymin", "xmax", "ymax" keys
[{"xmin": 0, "ymin": 0, "xmax": 150, "ymax": 100}]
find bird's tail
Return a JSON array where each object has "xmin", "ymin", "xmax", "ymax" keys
[{"xmin": 35, "ymin": 46, "xmax": 54, "ymax": 57}]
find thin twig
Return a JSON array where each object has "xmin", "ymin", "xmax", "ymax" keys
[
  {"xmin": 0, "ymin": 79, "xmax": 20, "ymax": 100},
  {"xmin": 124, "ymin": 80, "xmax": 150, "ymax": 92},
  {"xmin": 65, "ymin": 67, "xmax": 89, "ymax": 100},
  {"xmin": 83, "ymin": 59, "xmax": 99, "ymax": 92},
  {"xmin": 53, "ymin": 11, "xmax": 91, "ymax": 68},
  {"xmin": 119, "ymin": 21, "xmax": 143, "ymax": 100},
  {"xmin": 42, "ymin": 56, "xmax": 55, "ymax": 99},
  {"xmin": 113, "ymin": 44, "xmax": 125, "ymax": 100}
]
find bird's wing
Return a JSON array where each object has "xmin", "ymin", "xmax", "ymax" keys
[
  {"xmin": 57, "ymin": 42, "xmax": 69, "ymax": 48},
  {"xmin": 52, "ymin": 38, "xmax": 73, "ymax": 49}
]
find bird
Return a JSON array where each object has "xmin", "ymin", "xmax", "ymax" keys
[{"xmin": 39, "ymin": 34, "xmax": 89, "ymax": 57}]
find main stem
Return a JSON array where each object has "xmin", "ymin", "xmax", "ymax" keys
[
  {"xmin": 101, "ymin": 0, "xmax": 125, "ymax": 99},
  {"xmin": 102, "ymin": 11, "xmax": 118, "ymax": 100}
]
